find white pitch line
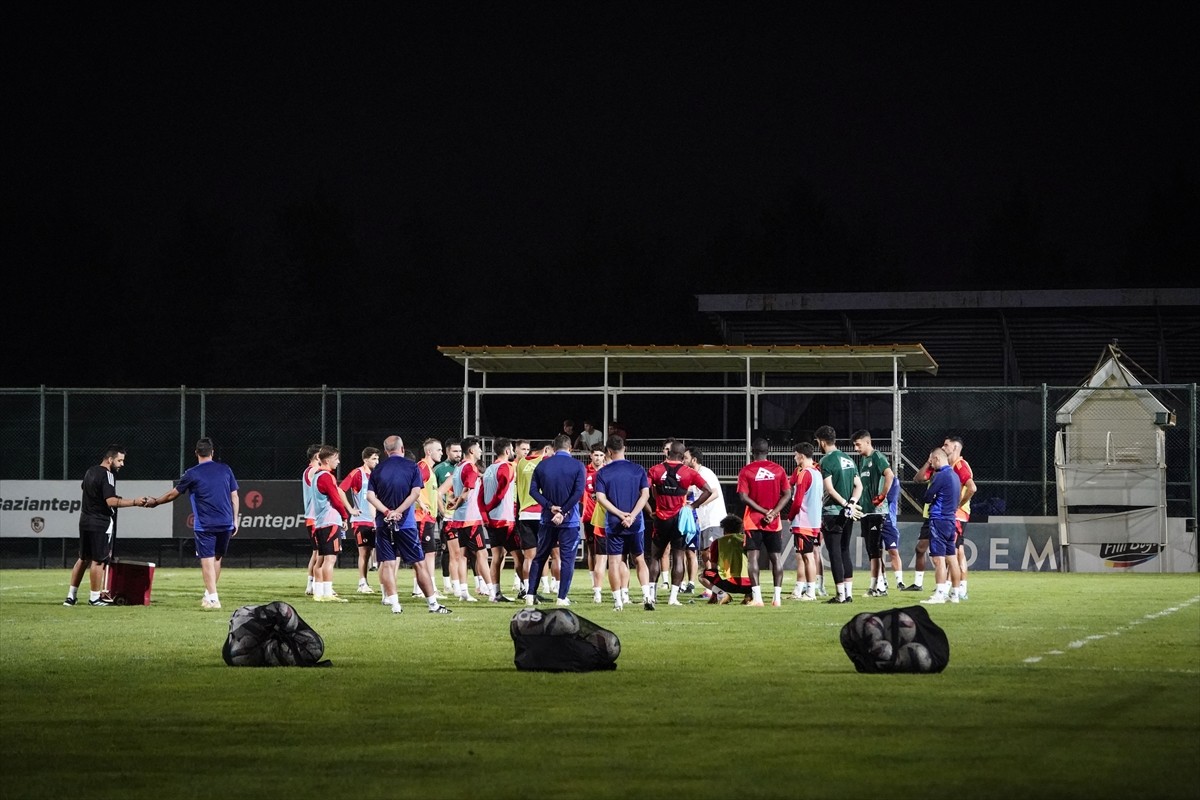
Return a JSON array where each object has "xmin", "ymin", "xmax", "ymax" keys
[{"xmin": 1022, "ymin": 595, "xmax": 1200, "ymax": 664}]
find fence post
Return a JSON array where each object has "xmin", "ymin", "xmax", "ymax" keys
[{"xmin": 1042, "ymin": 383, "xmax": 1048, "ymax": 516}]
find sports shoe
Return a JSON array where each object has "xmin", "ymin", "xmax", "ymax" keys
[
  {"xmin": 429, "ymin": 604, "xmax": 453, "ymax": 614},
  {"xmin": 592, "ymin": 594, "xmax": 603, "ymax": 604},
  {"xmin": 901, "ymin": 583, "xmax": 922, "ymax": 592},
  {"xmin": 716, "ymin": 592, "xmax": 731, "ymax": 605},
  {"xmin": 358, "ymin": 584, "xmax": 375, "ymax": 594},
  {"xmin": 682, "ymin": 583, "xmax": 694, "ymax": 594},
  {"xmin": 950, "ymin": 593, "xmax": 961, "ymax": 604},
  {"xmin": 921, "ymin": 593, "xmax": 947, "ymax": 605},
  {"xmin": 707, "ymin": 593, "xmax": 720, "ymax": 604},
  {"xmin": 816, "ymin": 587, "xmax": 829, "ymax": 597},
  {"xmin": 667, "ymin": 599, "xmax": 683, "ymax": 606},
  {"xmin": 613, "ymin": 602, "xmax": 624, "ymax": 611},
  {"xmin": 304, "ymin": 586, "xmax": 314, "ymax": 596},
  {"xmin": 201, "ymin": 598, "xmax": 222, "ymax": 610},
  {"xmin": 825, "ymin": 596, "xmax": 846, "ymax": 604},
  {"xmin": 458, "ymin": 593, "xmax": 478, "ymax": 603},
  {"xmin": 535, "ymin": 593, "xmax": 551, "ymax": 604},
  {"xmin": 799, "ymin": 593, "xmax": 816, "ymax": 601},
  {"xmin": 63, "ymin": 596, "xmax": 77, "ymax": 607},
  {"xmin": 391, "ymin": 603, "xmax": 403, "ymax": 614},
  {"xmin": 789, "ymin": 592, "xmax": 805, "ymax": 600},
  {"xmin": 555, "ymin": 598, "xmax": 572, "ymax": 607},
  {"xmin": 320, "ymin": 594, "xmax": 349, "ymax": 603},
  {"xmin": 491, "ymin": 593, "xmax": 513, "ymax": 603},
  {"xmin": 771, "ymin": 599, "xmax": 782, "ymax": 607},
  {"xmin": 87, "ymin": 597, "xmax": 113, "ymax": 607},
  {"xmin": 643, "ymin": 599, "xmax": 656, "ymax": 611},
  {"xmin": 958, "ymin": 592, "xmax": 969, "ymax": 601},
  {"xmin": 410, "ymin": 591, "xmax": 423, "ymax": 598},
  {"xmin": 516, "ymin": 588, "xmax": 528, "ymax": 600},
  {"xmin": 896, "ymin": 581, "xmax": 907, "ymax": 590},
  {"xmin": 747, "ymin": 599, "xmax": 764, "ymax": 607}
]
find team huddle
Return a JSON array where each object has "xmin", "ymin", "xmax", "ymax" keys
[{"xmin": 298, "ymin": 427, "xmax": 977, "ymax": 615}]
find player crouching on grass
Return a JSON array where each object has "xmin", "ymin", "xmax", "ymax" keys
[{"xmin": 699, "ymin": 515, "xmax": 754, "ymax": 605}]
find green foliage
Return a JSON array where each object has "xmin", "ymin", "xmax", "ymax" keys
[{"xmin": 1, "ymin": 569, "xmax": 1198, "ymax": 799}]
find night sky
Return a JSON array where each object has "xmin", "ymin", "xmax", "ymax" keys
[{"xmin": 9, "ymin": 3, "xmax": 1197, "ymax": 389}]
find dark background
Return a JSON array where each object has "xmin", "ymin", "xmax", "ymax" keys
[{"xmin": 8, "ymin": 3, "xmax": 1197, "ymax": 389}]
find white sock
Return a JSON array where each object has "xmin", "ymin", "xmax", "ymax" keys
[
  {"xmin": 67, "ymin": 586, "xmax": 78, "ymax": 600},
  {"xmin": 751, "ymin": 586, "xmax": 762, "ymax": 602},
  {"xmin": 937, "ymin": 582, "xmax": 949, "ymax": 596},
  {"xmin": 323, "ymin": 581, "xmax": 334, "ymax": 596},
  {"xmin": 844, "ymin": 580, "xmax": 853, "ymax": 597},
  {"xmin": 914, "ymin": 572, "xmax": 924, "ymax": 588},
  {"xmin": 894, "ymin": 570, "xmax": 904, "ymax": 586},
  {"xmin": 773, "ymin": 586, "xmax": 782, "ymax": 602},
  {"xmin": 427, "ymin": 595, "xmax": 439, "ymax": 609},
  {"xmin": 959, "ymin": 580, "xmax": 968, "ymax": 594},
  {"xmin": 641, "ymin": 583, "xmax": 654, "ymax": 602},
  {"xmin": 89, "ymin": 590, "xmax": 101, "ymax": 602},
  {"xmin": 306, "ymin": 575, "xmax": 314, "ymax": 590},
  {"xmin": 669, "ymin": 585, "xmax": 680, "ymax": 602},
  {"xmin": 622, "ymin": 588, "xmax": 631, "ymax": 604},
  {"xmin": 359, "ymin": 578, "xmax": 369, "ymax": 587}
]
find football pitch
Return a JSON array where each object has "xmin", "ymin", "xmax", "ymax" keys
[{"xmin": 1, "ymin": 569, "xmax": 1197, "ymax": 800}]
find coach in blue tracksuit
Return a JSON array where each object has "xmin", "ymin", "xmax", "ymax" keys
[
  {"xmin": 921, "ymin": 447, "xmax": 963, "ymax": 605},
  {"xmin": 528, "ymin": 433, "xmax": 586, "ymax": 606}
]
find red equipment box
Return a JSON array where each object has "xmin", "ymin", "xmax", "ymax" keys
[{"xmin": 105, "ymin": 558, "xmax": 156, "ymax": 605}]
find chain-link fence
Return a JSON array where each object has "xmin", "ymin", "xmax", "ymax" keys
[{"xmin": 1, "ymin": 384, "xmax": 1194, "ymax": 520}]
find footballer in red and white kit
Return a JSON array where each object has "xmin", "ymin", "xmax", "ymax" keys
[
  {"xmin": 647, "ymin": 441, "xmax": 711, "ymax": 605},
  {"xmin": 735, "ymin": 438, "xmax": 792, "ymax": 606}
]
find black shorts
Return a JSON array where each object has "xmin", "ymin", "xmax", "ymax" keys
[
  {"xmin": 743, "ymin": 529, "xmax": 784, "ymax": 554},
  {"xmin": 516, "ymin": 519, "xmax": 540, "ymax": 551},
  {"xmin": 78, "ymin": 521, "xmax": 113, "ymax": 564},
  {"xmin": 860, "ymin": 514, "xmax": 884, "ymax": 558},
  {"xmin": 418, "ymin": 520, "xmax": 439, "ymax": 554},
  {"xmin": 956, "ymin": 520, "xmax": 967, "ymax": 545},
  {"xmin": 918, "ymin": 519, "xmax": 931, "ymax": 541},
  {"xmin": 651, "ymin": 515, "xmax": 685, "ymax": 552},
  {"xmin": 353, "ymin": 525, "xmax": 374, "ymax": 549},
  {"xmin": 458, "ymin": 524, "xmax": 488, "ymax": 554},
  {"xmin": 486, "ymin": 524, "xmax": 520, "ymax": 552},
  {"xmin": 793, "ymin": 531, "xmax": 817, "ymax": 555},
  {"xmin": 314, "ymin": 525, "xmax": 343, "ymax": 557}
]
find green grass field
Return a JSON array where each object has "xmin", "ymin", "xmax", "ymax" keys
[{"xmin": 2, "ymin": 568, "xmax": 1198, "ymax": 800}]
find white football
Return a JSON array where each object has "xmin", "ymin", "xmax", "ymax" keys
[
  {"xmin": 869, "ymin": 638, "xmax": 894, "ymax": 665},
  {"xmin": 542, "ymin": 610, "xmax": 581, "ymax": 636},
  {"xmin": 894, "ymin": 642, "xmax": 933, "ymax": 672},
  {"xmin": 588, "ymin": 630, "xmax": 621, "ymax": 661},
  {"xmin": 894, "ymin": 612, "xmax": 918, "ymax": 645},
  {"xmin": 861, "ymin": 615, "xmax": 885, "ymax": 642}
]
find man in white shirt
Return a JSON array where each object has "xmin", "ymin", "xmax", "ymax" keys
[{"xmin": 685, "ymin": 446, "xmax": 727, "ymax": 597}]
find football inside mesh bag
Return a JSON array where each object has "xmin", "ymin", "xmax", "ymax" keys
[
  {"xmin": 222, "ymin": 601, "xmax": 332, "ymax": 667},
  {"xmin": 839, "ymin": 605, "xmax": 950, "ymax": 674},
  {"xmin": 510, "ymin": 608, "xmax": 620, "ymax": 672}
]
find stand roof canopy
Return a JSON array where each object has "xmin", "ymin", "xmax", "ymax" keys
[{"xmin": 437, "ymin": 344, "xmax": 938, "ymax": 376}]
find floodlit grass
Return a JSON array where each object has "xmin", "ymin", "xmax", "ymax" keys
[{"xmin": 1, "ymin": 568, "xmax": 1198, "ymax": 800}]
